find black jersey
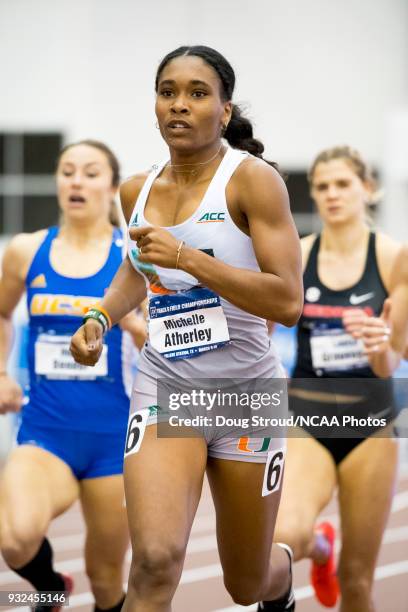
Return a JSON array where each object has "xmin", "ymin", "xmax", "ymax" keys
[{"xmin": 293, "ymin": 232, "xmax": 388, "ymax": 378}]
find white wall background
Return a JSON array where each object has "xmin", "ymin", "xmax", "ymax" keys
[
  {"xmin": 1, "ymin": 0, "xmax": 407, "ymax": 177},
  {"xmin": 0, "ymin": 0, "xmax": 407, "ymax": 448}
]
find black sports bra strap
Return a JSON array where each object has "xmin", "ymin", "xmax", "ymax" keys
[
  {"xmin": 303, "ymin": 234, "xmax": 321, "ymax": 280},
  {"xmin": 367, "ymin": 231, "xmax": 376, "ymax": 258},
  {"xmin": 358, "ymin": 231, "xmax": 376, "ymax": 281}
]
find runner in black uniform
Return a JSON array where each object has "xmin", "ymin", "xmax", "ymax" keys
[
  {"xmin": 292, "ymin": 231, "xmax": 395, "ymax": 462},
  {"xmin": 273, "ymin": 146, "xmax": 401, "ymax": 612}
]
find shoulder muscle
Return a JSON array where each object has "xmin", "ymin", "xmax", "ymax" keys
[
  {"xmin": 0, "ymin": 230, "xmax": 47, "ymax": 317},
  {"xmin": 232, "ymin": 157, "xmax": 289, "ymax": 219},
  {"xmin": 376, "ymin": 232, "xmax": 401, "ymax": 292},
  {"xmin": 390, "ymin": 243, "xmax": 408, "ymax": 289},
  {"xmin": 2, "ymin": 231, "xmax": 47, "ymax": 282}
]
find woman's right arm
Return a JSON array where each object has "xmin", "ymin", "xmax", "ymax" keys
[
  {"xmin": 0, "ymin": 235, "xmax": 35, "ymax": 413},
  {"xmin": 70, "ymin": 175, "xmax": 148, "ymax": 366},
  {"xmin": 387, "ymin": 245, "xmax": 408, "ymax": 356},
  {"xmin": 362, "ymin": 245, "xmax": 408, "ymax": 377}
]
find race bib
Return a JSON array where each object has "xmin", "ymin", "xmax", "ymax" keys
[
  {"xmin": 310, "ymin": 327, "xmax": 368, "ymax": 372},
  {"xmin": 262, "ymin": 448, "xmax": 286, "ymax": 497},
  {"xmin": 124, "ymin": 409, "xmax": 149, "ymax": 458},
  {"xmin": 35, "ymin": 334, "xmax": 108, "ymax": 379},
  {"xmin": 148, "ymin": 288, "xmax": 230, "ymax": 360}
]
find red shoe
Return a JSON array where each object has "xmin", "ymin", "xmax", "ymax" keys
[{"xmin": 310, "ymin": 522, "xmax": 339, "ymax": 607}]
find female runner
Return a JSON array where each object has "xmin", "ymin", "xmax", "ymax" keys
[
  {"xmin": 0, "ymin": 140, "xmax": 145, "ymax": 611},
  {"xmin": 70, "ymin": 46, "xmax": 303, "ymax": 612},
  {"xmin": 274, "ymin": 146, "xmax": 400, "ymax": 612}
]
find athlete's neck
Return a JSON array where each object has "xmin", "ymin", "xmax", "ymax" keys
[
  {"xmin": 59, "ymin": 219, "xmax": 113, "ymax": 247},
  {"xmin": 167, "ymin": 142, "xmax": 225, "ymax": 185},
  {"xmin": 321, "ymin": 222, "xmax": 369, "ymax": 255}
]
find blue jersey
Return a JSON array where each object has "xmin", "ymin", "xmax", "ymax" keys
[{"xmin": 23, "ymin": 226, "xmax": 133, "ymax": 433}]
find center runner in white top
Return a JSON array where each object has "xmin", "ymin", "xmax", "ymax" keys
[
  {"xmin": 128, "ymin": 146, "xmax": 282, "ymax": 379},
  {"xmin": 71, "ymin": 45, "xmax": 302, "ymax": 612}
]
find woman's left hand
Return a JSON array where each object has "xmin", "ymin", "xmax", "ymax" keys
[
  {"xmin": 129, "ymin": 225, "xmax": 184, "ymax": 269},
  {"xmin": 342, "ymin": 308, "xmax": 367, "ymax": 339},
  {"xmin": 359, "ymin": 316, "xmax": 391, "ymax": 354},
  {"xmin": 343, "ymin": 301, "xmax": 392, "ymax": 355}
]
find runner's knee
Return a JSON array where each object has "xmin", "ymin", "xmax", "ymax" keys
[
  {"xmin": 86, "ymin": 559, "xmax": 123, "ymax": 598},
  {"xmin": 224, "ymin": 568, "xmax": 267, "ymax": 606},
  {"xmin": 274, "ymin": 518, "xmax": 314, "ymax": 561},
  {"xmin": 224, "ymin": 577, "xmax": 262, "ymax": 606},
  {"xmin": 128, "ymin": 542, "xmax": 185, "ymax": 592},
  {"xmin": 338, "ymin": 559, "xmax": 373, "ymax": 598},
  {"xmin": 0, "ymin": 516, "xmax": 45, "ymax": 565}
]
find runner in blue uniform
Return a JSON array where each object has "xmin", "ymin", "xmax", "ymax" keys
[
  {"xmin": 71, "ymin": 46, "xmax": 303, "ymax": 612},
  {"xmin": 0, "ymin": 140, "xmax": 146, "ymax": 611},
  {"xmin": 273, "ymin": 146, "xmax": 401, "ymax": 612}
]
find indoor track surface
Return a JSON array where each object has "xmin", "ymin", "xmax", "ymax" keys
[{"xmin": 1, "ymin": 468, "xmax": 407, "ymax": 611}]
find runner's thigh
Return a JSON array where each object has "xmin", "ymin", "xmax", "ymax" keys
[
  {"xmin": 338, "ymin": 436, "xmax": 398, "ymax": 577},
  {"xmin": 275, "ymin": 434, "xmax": 337, "ymax": 538},
  {"xmin": 206, "ymin": 456, "xmax": 282, "ymax": 584},
  {"xmin": 0, "ymin": 445, "xmax": 79, "ymax": 536},
  {"xmin": 124, "ymin": 425, "xmax": 207, "ymax": 557}
]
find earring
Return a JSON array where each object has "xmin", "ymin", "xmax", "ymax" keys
[
  {"xmin": 155, "ymin": 121, "xmax": 160, "ymax": 129},
  {"xmin": 221, "ymin": 123, "xmax": 228, "ymax": 135}
]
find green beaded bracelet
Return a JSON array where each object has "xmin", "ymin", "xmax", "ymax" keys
[{"xmin": 83, "ymin": 308, "xmax": 110, "ymax": 334}]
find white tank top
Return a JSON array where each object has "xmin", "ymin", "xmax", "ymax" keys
[{"xmin": 127, "ymin": 146, "xmax": 282, "ymax": 379}]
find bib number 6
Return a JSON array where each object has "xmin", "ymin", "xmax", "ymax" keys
[
  {"xmin": 124, "ymin": 409, "xmax": 149, "ymax": 457},
  {"xmin": 262, "ymin": 448, "xmax": 286, "ymax": 497}
]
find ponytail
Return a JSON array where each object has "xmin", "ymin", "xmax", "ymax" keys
[{"xmin": 224, "ymin": 105, "xmax": 279, "ymax": 171}]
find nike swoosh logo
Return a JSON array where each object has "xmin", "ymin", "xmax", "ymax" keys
[
  {"xmin": 369, "ymin": 408, "xmax": 391, "ymax": 419},
  {"xmin": 349, "ymin": 292, "xmax": 375, "ymax": 305}
]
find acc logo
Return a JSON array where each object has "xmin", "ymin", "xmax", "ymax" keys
[
  {"xmin": 197, "ymin": 212, "xmax": 225, "ymax": 223},
  {"xmin": 130, "ymin": 213, "xmax": 139, "ymax": 227}
]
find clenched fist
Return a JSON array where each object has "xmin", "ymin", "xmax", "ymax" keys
[
  {"xmin": 70, "ymin": 320, "xmax": 104, "ymax": 366},
  {"xmin": 129, "ymin": 225, "xmax": 185, "ymax": 269}
]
